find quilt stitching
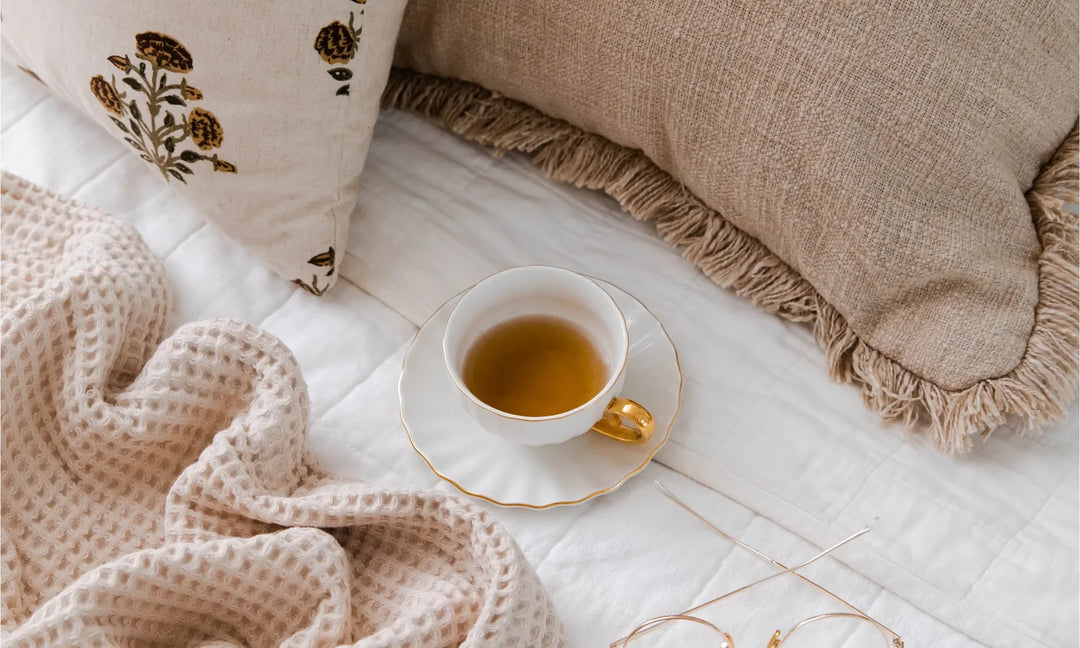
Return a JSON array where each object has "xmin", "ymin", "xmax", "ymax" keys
[
  {"xmin": 959, "ymin": 468, "xmax": 1077, "ymax": 602},
  {"xmin": 0, "ymin": 95, "xmax": 47, "ymax": 137}
]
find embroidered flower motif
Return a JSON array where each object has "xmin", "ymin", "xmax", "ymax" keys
[
  {"xmin": 213, "ymin": 159, "xmax": 237, "ymax": 173},
  {"xmin": 18, "ymin": 66, "xmax": 45, "ymax": 86},
  {"xmin": 91, "ymin": 32, "xmax": 236, "ymax": 183},
  {"xmin": 90, "ymin": 75, "xmax": 123, "ymax": 115},
  {"xmin": 308, "ymin": 247, "xmax": 335, "ymax": 268},
  {"xmin": 107, "ymin": 55, "xmax": 130, "ymax": 72},
  {"xmin": 293, "ymin": 247, "xmax": 336, "ymax": 296},
  {"xmin": 292, "ymin": 278, "xmax": 323, "ymax": 296},
  {"xmin": 315, "ymin": 5, "xmax": 365, "ymax": 96},
  {"xmin": 188, "ymin": 108, "xmax": 223, "ymax": 150},
  {"xmin": 134, "ymin": 32, "xmax": 193, "ymax": 73},
  {"xmin": 314, "ymin": 21, "xmax": 356, "ymax": 64}
]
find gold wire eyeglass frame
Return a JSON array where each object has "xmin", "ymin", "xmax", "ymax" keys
[{"xmin": 610, "ymin": 482, "xmax": 904, "ymax": 648}]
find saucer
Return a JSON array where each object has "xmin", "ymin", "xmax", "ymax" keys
[{"xmin": 398, "ymin": 278, "xmax": 681, "ymax": 508}]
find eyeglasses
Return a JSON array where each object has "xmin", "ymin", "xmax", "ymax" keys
[{"xmin": 610, "ymin": 482, "xmax": 904, "ymax": 648}]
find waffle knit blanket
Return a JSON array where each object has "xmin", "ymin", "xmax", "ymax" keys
[{"xmin": 0, "ymin": 171, "xmax": 566, "ymax": 647}]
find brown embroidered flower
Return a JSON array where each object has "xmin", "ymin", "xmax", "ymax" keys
[
  {"xmin": 213, "ymin": 159, "xmax": 237, "ymax": 173},
  {"xmin": 18, "ymin": 66, "xmax": 45, "ymax": 86},
  {"xmin": 292, "ymin": 278, "xmax": 325, "ymax": 296},
  {"xmin": 90, "ymin": 75, "xmax": 123, "ymax": 115},
  {"xmin": 134, "ymin": 32, "xmax": 193, "ymax": 73},
  {"xmin": 107, "ymin": 55, "xmax": 129, "ymax": 72},
  {"xmin": 188, "ymin": 108, "xmax": 223, "ymax": 150},
  {"xmin": 314, "ymin": 21, "xmax": 356, "ymax": 64},
  {"xmin": 182, "ymin": 85, "xmax": 203, "ymax": 100},
  {"xmin": 307, "ymin": 248, "xmax": 335, "ymax": 267}
]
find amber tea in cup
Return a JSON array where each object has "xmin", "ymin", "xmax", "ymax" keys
[
  {"xmin": 443, "ymin": 266, "xmax": 654, "ymax": 446},
  {"xmin": 462, "ymin": 314, "xmax": 607, "ymax": 417}
]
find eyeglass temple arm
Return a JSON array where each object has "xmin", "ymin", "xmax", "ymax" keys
[
  {"xmin": 655, "ymin": 481, "xmax": 901, "ymax": 642},
  {"xmin": 610, "ymin": 521, "xmax": 869, "ymax": 647}
]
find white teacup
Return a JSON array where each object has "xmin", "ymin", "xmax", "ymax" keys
[{"xmin": 443, "ymin": 266, "xmax": 654, "ymax": 446}]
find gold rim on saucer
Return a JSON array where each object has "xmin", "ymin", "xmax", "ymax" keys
[{"xmin": 397, "ymin": 273, "xmax": 682, "ymax": 509}]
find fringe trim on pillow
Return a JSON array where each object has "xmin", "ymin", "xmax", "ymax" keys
[{"xmin": 382, "ymin": 68, "xmax": 1080, "ymax": 454}]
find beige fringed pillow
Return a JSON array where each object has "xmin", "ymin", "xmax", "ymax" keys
[
  {"xmin": 2, "ymin": 0, "xmax": 406, "ymax": 295},
  {"xmin": 387, "ymin": 1, "xmax": 1080, "ymax": 450}
]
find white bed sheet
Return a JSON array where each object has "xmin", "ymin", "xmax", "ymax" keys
[{"xmin": 3, "ymin": 61, "xmax": 1076, "ymax": 648}]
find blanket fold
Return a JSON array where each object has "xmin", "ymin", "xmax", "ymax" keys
[{"xmin": 0, "ymin": 171, "xmax": 566, "ymax": 647}]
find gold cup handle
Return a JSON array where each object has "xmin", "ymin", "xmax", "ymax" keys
[{"xmin": 591, "ymin": 397, "xmax": 655, "ymax": 444}]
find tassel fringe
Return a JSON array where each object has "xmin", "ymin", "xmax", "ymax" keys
[{"xmin": 383, "ymin": 68, "xmax": 1080, "ymax": 453}]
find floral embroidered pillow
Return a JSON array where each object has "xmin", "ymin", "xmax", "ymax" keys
[{"xmin": 2, "ymin": 0, "xmax": 406, "ymax": 295}]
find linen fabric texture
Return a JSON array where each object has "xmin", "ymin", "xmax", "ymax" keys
[
  {"xmin": 387, "ymin": 0, "xmax": 1080, "ymax": 449},
  {"xmin": 1, "ymin": 0, "xmax": 407, "ymax": 295},
  {"xmin": 0, "ymin": 172, "xmax": 567, "ymax": 647}
]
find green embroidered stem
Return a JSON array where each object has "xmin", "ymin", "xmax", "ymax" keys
[
  {"xmin": 109, "ymin": 77, "xmax": 155, "ymax": 166},
  {"xmin": 155, "ymin": 122, "xmax": 187, "ymax": 142}
]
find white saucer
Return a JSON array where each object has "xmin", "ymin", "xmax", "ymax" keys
[{"xmin": 398, "ymin": 278, "xmax": 681, "ymax": 509}]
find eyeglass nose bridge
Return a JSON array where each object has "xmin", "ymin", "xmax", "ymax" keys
[
  {"xmin": 768, "ymin": 612, "xmax": 904, "ymax": 648},
  {"xmin": 618, "ymin": 614, "xmax": 735, "ymax": 647}
]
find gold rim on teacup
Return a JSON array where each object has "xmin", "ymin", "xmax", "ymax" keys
[{"xmin": 442, "ymin": 265, "xmax": 654, "ymax": 446}]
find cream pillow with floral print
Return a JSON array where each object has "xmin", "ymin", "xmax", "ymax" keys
[{"xmin": 2, "ymin": 0, "xmax": 406, "ymax": 295}]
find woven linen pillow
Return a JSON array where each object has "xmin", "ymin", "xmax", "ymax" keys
[
  {"xmin": 387, "ymin": 1, "xmax": 1080, "ymax": 449},
  {"xmin": 2, "ymin": 0, "xmax": 406, "ymax": 296}
]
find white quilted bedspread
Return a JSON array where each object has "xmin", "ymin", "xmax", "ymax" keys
[{"xmin": 3, "ymin": 61, "xmax": 1076, "ymax": 647}]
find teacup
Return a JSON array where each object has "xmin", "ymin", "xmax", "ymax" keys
[{"xmin": 443, "ymin": 265, "xmax": 654, "ymax": 446}]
